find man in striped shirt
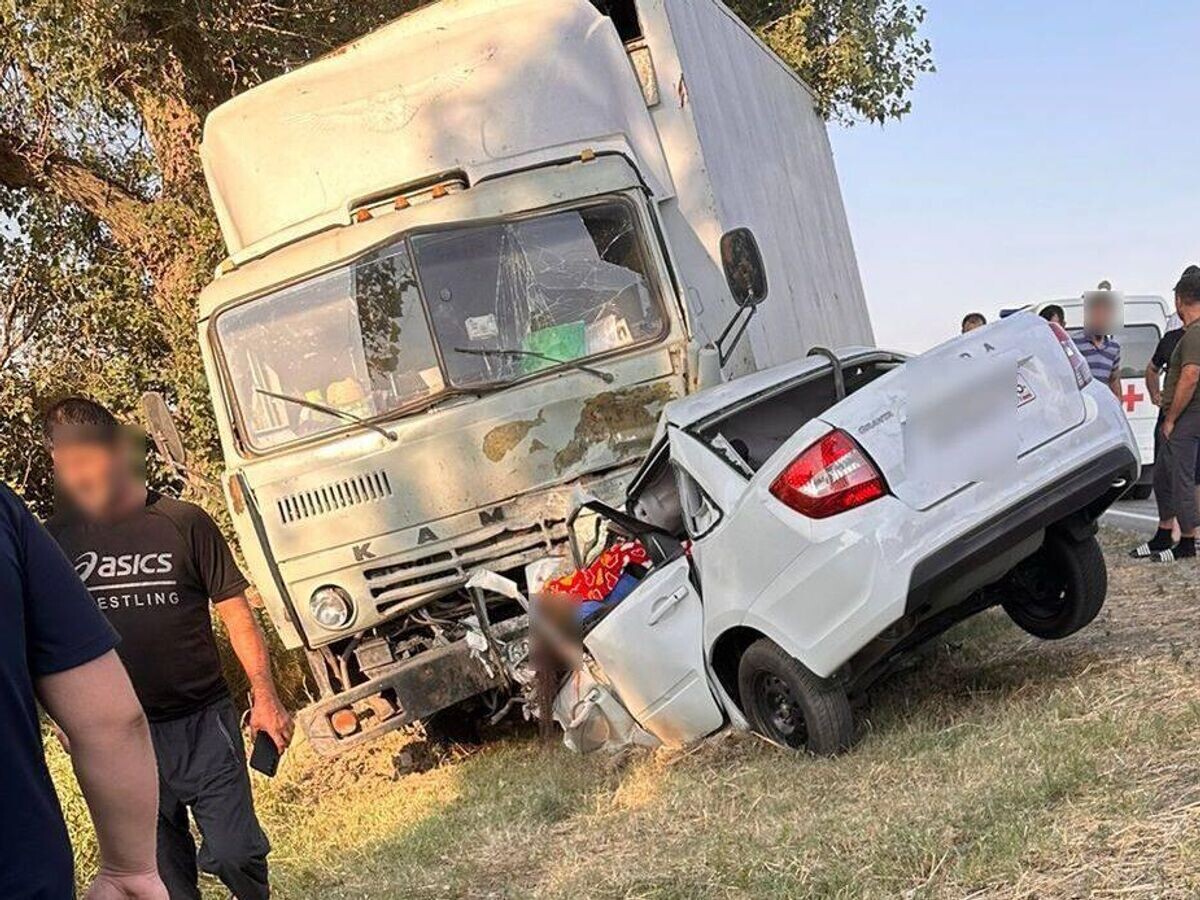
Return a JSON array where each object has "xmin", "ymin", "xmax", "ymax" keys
[{"xmin": 1071, "ymin": 288, "xmax": 1122, "ymax": 400}]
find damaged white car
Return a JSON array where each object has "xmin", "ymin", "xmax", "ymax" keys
[{"xmin": 552, "ymin": 313, "xmax": 1139, "ymax": 754}]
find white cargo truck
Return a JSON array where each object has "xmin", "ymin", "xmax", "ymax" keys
[{"xmin": 192, "ymin": 0, "xmax": 873, "ymax": 752}]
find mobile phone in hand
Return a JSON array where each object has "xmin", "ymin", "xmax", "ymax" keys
[{"xmin": 249, "ymin": 730, "xmax": 281, "ymax": 777}]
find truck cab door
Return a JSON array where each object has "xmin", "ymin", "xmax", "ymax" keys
[{"xmin": 583, "ymin": 555, "xmax": 724, "ymax": 746}]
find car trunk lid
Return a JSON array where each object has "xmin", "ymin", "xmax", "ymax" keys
[{"xmin": 820, "ymin": 314, "xmax": 1088, "ymax": 511}]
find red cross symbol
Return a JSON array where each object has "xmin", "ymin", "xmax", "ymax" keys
[{"xmin": 1121, "ymin": 383, "xmax": 1144, "ymax": 413}]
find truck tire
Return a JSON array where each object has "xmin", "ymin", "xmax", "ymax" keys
[
  {"xmin": 422, "ymin": 708, "xmax": 482, "ymax": 746},
  {"xmin": 1002, "ymin": 532, "xmax": 1107, "ymax": 640},
  {"xmin": 737, "ymin": 638, "xmax": 853, "ymax": 756}
]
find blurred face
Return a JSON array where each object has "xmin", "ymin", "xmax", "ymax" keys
[
  {"xmin": 962, "ymin": 318, "xmax": 984, "ymax": 333},
  {"xmin": 51, "ymin": 438, "xmax": 134, "ymax": 520},
  {"xmin": 1084, "ymin": 297, "xmax": 1114, "ymax": 334}
]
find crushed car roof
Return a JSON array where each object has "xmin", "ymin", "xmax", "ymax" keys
[{"xmin": 661, "ymin": 346, "xmax": 881, "ymax": 429}]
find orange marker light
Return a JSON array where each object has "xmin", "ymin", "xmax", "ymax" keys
[
  {"xmin": 329, "ymin": 708, "xmax": 360, "ymax": 737},
  {"xmin": 354, "ymin": 209, "xmax": 372, "ymax": 223}
]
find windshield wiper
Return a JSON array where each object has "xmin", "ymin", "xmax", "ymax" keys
[
  {"xmin": 254, "ymin": 388, "xmax": 398, "ymax": 442},
  {"xmin": 452, "ymin": 347, "xmax": 615, "ymax": 383}
]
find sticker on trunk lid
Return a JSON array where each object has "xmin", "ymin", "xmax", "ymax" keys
[{"xmin": 1017, "ymin": 373, "xmax": 1037, "ymax": 408}]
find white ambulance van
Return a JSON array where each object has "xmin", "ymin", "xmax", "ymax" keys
[{"xmin": 1037, "ymin": 295, "xmax": 1173, "ymax": 498}]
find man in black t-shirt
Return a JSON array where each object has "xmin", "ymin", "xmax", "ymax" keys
[
  {"xmin": 1141, "ymin": 265, "xmax": 1200, "ymax": 497},
  {"xmin": 43, "ymin": 398, "xmax": 293, "ymax": 900},
  {"xmin": 1, "ymin": 483, "xmax": 166, "ymax": 899}
]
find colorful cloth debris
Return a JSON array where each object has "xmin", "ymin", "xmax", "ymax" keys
[{"xmin": 545, "ymin": 541, "xmax": 650, "ymax": 601}]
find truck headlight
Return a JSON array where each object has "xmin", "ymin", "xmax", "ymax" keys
[{"xmin": 310, "ymin": 586, "xmax": 354, "ymax": 629}]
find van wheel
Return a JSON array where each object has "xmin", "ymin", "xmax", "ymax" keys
[
  {"xmin": 737, "ymin": 638, "xmax": 853, "ymax": 756},
  {"xmin": 1002, "ymin": 532, "xmax": 1107, "ymax": 639}
]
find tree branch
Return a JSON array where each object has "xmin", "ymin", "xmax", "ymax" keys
[{"xmin": 0, "ymin": 132, "xmax": 152, "ymax": 252}]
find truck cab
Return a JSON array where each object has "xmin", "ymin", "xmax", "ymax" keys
[{"xmin": 195, "ymin": 0, "xmax": 872, "ymax": 752}]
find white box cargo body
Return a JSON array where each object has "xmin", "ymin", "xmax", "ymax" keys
[
  {"xmin": 637, "ymin": 0, "xmax": 874, "ymax": 367},
  {"xmin": 202, "ymin": 0, "xmax": 872, "ymax": 375}
]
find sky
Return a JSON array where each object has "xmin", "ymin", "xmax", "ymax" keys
[{"xmin": 828, "ymin": 0, "xmax": 1200, "ymax": 353}]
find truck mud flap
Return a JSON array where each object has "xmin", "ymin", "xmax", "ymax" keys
[{"xmin": 299, "ymin": 617, "xmax": 527, "ymax": 756}]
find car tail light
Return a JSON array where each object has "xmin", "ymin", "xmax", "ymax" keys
[
  {"xmin": 769, "ymin": 429, "xmax": 887, "ymax": 519},
  {"xmin": 1047, "ymin": 321, "xmax": 1093, "ymax": 389}
]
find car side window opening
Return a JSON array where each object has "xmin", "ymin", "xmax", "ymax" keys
[{"xmin": 675, "ymin": 467, "xmax": 721, "ymax": 539}]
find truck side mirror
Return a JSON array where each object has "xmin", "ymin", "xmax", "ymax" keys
[
  {"xmin": 141, "ymin": 392, "xmax": 189, "ymax": 474},
  {"xmin": 711, "ymin": 228, "xmax": 767, "ymax": 367},
  {"xmin": 720, "ymin": 228, "xmax": 767, "ymax": 307}
]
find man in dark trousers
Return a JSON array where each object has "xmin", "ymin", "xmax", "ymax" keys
[
  {"xmin": 1, "ymin": 483, "xmax": 166, "ymax": 900},
  {"xmin": 1143, "ymin": 267, "xmax": 1200, "ymax": 461},
  {"xmin": 43, "ymin": 397, "xmax": 294, "ymax": 900},
  {"xmin": 1133, "ymin": 272, "xmax": 1200, "ymax": 561}
]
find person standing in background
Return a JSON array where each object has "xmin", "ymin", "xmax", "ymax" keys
[
  {"xmin": 42, "ymin": 397, "xmax": 292, "ymax": 900},
  {"xmin": 961, "ymin": 312, "xmax": 987, "ymax": 333},
  {"xmin": 1131, "ymin": 266, "xmax": 1200, "ymax": 554},
  {"xmin": 1039, "ymin": 304, "xmax": 1066, "ymax": 326},
  {"xmin": 0, "ymin": 483, "xmax": 167, "ymax": 900},
  {"xmin": 1071, "ymin": 288, "xmax": 1122, "ymax": 400},
  {"xmin": 1132, "ymin": 272, "xmax": 1200, "ymax": 562}
]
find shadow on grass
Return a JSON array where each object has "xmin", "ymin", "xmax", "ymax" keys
[{"xmin": 261, "ymin": 736, "xmax": 622, "ymax": 900}]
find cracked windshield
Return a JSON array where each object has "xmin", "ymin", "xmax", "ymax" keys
[{"xmin": 216, "ymin": 199, "xmax": 665, "ymax": 450}]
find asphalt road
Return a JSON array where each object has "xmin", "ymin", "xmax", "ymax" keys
[{"xmin": 1103, "ymin": 495, "xmax": 1159, "ymax": 534}]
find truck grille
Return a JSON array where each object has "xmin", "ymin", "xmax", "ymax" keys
[
  {"xmin": 277, "ymin": 471, "xmax": 393, "ymax": 525},
  {"xmin": 364, "ymin": 520, "xmax": 568, "ymax": 612}
]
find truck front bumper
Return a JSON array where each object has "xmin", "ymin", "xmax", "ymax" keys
[{"xmin": 298, "ymin": 616, "xmax": 529, "ymax": 755}]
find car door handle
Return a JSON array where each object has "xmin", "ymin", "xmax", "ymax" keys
[{"xmin": 646, "ymin": 587, "xmax": 689, "ymax": 626}]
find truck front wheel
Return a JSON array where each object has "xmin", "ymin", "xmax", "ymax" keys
[
  {"xmin": 737, "ymin": 638, "xmax": 853, "ymax": 756},
  {"xmin": 1002, "ymin": 532, "xmax": 1107, "ymax": 640}
]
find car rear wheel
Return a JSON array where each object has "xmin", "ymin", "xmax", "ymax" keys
[
  {"xmin": 1002, "ymin": 532, "xmax": 1107, "ymax": 640},
  {"xmin": 1128, "ymin": 484, "xmax": 1153, "ymax": 501},
  {"xmin": 737, "ymin": 638, "xmax": 853, "ymax": 756}
]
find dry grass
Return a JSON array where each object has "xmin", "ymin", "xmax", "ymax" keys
[{"xmin": 50, "ymin": 526, "xmax": 1200, "ymax": 898}]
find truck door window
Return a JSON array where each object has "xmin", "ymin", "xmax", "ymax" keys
[
  {"xmin": 215, "ymin": 242, "xmax": 442, "ymax": 451},
  {"xmin": 411, "ymin": 200, "xmax": 666, "ymax": 389}
]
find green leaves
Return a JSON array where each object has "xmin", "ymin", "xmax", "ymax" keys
[{"xmin": 731, "ymin": 0, "xmax": 935, "ymax": 125}]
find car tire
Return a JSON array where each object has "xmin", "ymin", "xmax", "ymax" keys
[
  {"xmin": 737, "ymin": 638, "xmax": 853, "ymax": 756},
  {"xmin": 1002, "ymin": 532, "xmax": 1107, "ymax": 640},
  {"xmin": 1129, "ymin": 484, "xmax": 1153, "ymax": 501}
]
